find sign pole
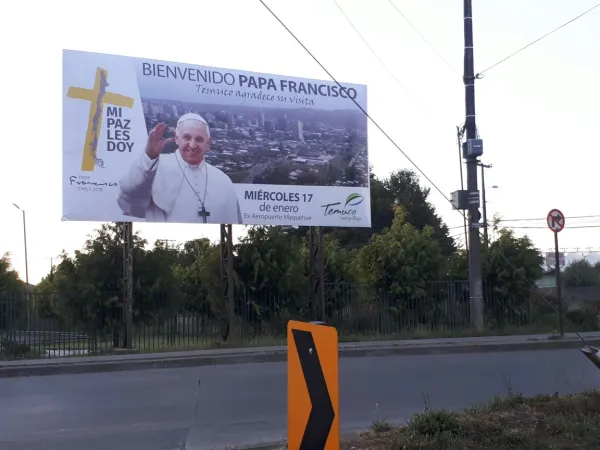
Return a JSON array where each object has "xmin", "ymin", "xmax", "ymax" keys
[
  {"xmin": 547, "ymin": 208, "xmax": 565, "ymax": 338},
  {"xmin": 553, "ymin": 231, "xmax": 564, "ymax": 338}
]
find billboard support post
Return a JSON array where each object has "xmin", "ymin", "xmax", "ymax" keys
[
  {"xmin": 122, "ymin": 222, "xmax": 134, "ymax": 349},
  {"xmin": 309, "ymin": 226, "xmax": 325, "ymax": 321},
  {"xmin": 220, "ymin": 224, "xmax": 235, "ymax": 341}
]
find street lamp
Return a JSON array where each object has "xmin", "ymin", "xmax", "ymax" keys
[
  {"xmin": 13, "ymin": 203, "xmax": 30, "ymax": 328},
  {"xmin": 12, "ymin": 203, "xmax": 29, "ymax": 289}
]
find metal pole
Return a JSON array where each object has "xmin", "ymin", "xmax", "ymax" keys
[
  {"xmin": 13, "ymin": 203, "xmax": 30, "ymax": 328},
  {"xmin": 22, "ymin": 210, "xmax": 31, "ymax": 329},
  {"xmin": 554, "ymin": 231, "xmax": 564, "ymax": 337},
  {"xmin": 463, "ymin": 0, "xmax": 484, "ymax": 330},
  {"xmin": 481, "ymin": 165, "xmax": 488, "ymax": 247},
  {"xmin": 22, "ymin": 210, "xmax": 30, "ymax": 290}
]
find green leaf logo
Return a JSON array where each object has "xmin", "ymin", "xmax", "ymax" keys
[{"xmin": 345, "ymin": 193, "xmax": 364, "ymax": 207}]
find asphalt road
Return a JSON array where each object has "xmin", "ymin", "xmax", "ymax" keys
[{"xmin": 1, "ymin": 348, "xmax": 599, "ymax": 450}]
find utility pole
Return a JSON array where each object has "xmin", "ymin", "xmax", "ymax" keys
[
  {"xmin": 463, "ymin": 0, "xmax": 484, "ymax": 330},
  {"xmin": 479, "ymin": 163, "xmax": 492, "ymax": 247}
]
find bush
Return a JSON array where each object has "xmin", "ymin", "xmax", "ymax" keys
[
  {"xmin": 0, "ymin": 339, "xmax": 30, "ymax": 359},
  {"xmin": 565, "ymin": 310, "xmax": 599, "ymax": 331},
  {"xmin": 408, "ymin": 410, "xmax": 462, "ymax": 436}
]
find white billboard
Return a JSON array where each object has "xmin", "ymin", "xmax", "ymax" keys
[{"xmin": 62, "ymin": 50, "xmax": 370, "ymax": 227}]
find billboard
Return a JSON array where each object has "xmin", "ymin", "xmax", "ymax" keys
[{"xmin": 62, "ymin": 50, "xmax": 370, "ymax": 227}]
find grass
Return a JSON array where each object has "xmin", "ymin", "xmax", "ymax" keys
[
  {"xmin": 341, "ymin": 390, "xmax": 600, "ymax": 449},
  {"xmin": 2, "ymin": 319, "xmax": 569, "ymax": 360},
  {"xmin": 127, "ymin": 320, "xmax": 564, "ymax": 352},
  {"xmin": 371, "ymin": 419, "xmax": 393, "ymax": 433}
]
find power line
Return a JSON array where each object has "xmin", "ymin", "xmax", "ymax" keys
[
  {"xmin": 499, "ymin": 215, "xmax": 600, "ymax": 222},
  {"xmin": 537, "ymin": 248, "xmax": 600, "ymax": 254},
  {"xmin": 258, "ymin": 0, "xmax": 455, "ymax": 210},
  {"xmin": 257, "ymin": 0, "xmax": 593, "ymax": 246},
  {"xmin": 331, "ymin": 0, "xmax": 412, "ymax": 97},
  {"xmin": 256, "ymin": 0, "xmax": 594, "ymax": 344},
  {"xmin": 331, "ymin": 0, "xmax": 459, "ymax": 129},
  {"xmin": 477, "ymin": 2, "xmax": 600, "ymax": 76},
  {"xmin": 448, "ymin": 214, "xmax": 600, "ymax": 230},
  {"xmin": 386, "ymin": 0, "xmax": 461, "ymax": 77},
  {"xmin": 500, "ymin": 225, "xmax": 600, "ymax": 230}
]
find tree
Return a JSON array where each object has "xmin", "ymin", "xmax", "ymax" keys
[
  {"xmin": 173, "ymin": 238, "xmax": 219, "ymax": 316},
  {"xmin": 352, "ymin": 206, "xmax": 447, "ymax": 326},
  {"xmin": 446, "ymin": 249, "xmax": 469, "ymax": 280},
  {"xmin": 174, "ymin": 243, "xmax": 220, "ymax": 318},
  {"xmin": 384, "ymin": 170, "xmax": 455, "ymax": 255},
  {"xmin": 319, "ymin": 169, "xmax": 455, "ymax": 254},
  {"xmin": 484, "ymin": 229, "xmax": 543, "ymax": 326},
  {"xmin": 34, "ymin": 224, "xmax": 152, "ymax": 333},
  {"xmin": 234, "ymin": 226, "xmax": 308, "ymax": 323},
  {"xmin": 563, "ymin": 259, "xmax": 600, "ymax": 287},
  {"xmin": 0, "ymin": 254, "xmax": 26, "ymax": 330},
  {"xmin": 325, "ymin": 172, "xmax": 395, "ymax": 247},
  {"xmin": 0, "ymin": 253, "xmax": 23, "ymax": 292},
  {"xmin": 179, "ymin": 238, "xmax": 213, "ymax": 267}
]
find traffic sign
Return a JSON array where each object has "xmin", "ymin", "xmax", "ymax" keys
[
  {"xmin": 288, "ymin": 320, "xmax": 339, "ymax": 450},
  {"xmin": 547, "ymin": 209, "xmax": 565, "ymax": 233}
]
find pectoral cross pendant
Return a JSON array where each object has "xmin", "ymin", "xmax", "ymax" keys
[{"xmin": 198, "ymin": 206, "xmax": 211, "ymax": 224}]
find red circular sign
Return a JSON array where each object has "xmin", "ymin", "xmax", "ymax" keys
[{"xmin": 547, "ymin": 209, "xmax": 565, "ymax": 232}]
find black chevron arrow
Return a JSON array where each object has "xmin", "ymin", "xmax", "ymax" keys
[{"xmin": 292, "ymin": 329, "xmax": 335, "ymax": 450}]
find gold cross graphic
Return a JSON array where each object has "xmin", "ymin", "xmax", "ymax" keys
[{"xmin": 67, "ymin": 67, "xmax": 134, "ymax": 171}]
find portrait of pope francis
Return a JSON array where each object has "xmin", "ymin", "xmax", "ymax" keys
[{"xmin": 117, "ymin": 113, "xmax": 242, "ymax": 224}]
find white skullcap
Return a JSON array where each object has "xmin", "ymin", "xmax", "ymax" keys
[
  {"xmin": 177, "ymin": 113, "xmax": 208, "ymax": 127},
  {"xmin": 176, "ymin": 113, "xmax": 210, "ymax": 136}
]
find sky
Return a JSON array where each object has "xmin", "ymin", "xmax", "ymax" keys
[{"xmin": 1, "ymin": 0, "xmax": 599, "ymax": 284}]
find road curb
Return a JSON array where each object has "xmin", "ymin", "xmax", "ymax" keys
[
  {"xmin": 211, "ymin": 431, "xmax": 363, "ymax": 450},
  {"xmin": 221, "ymin": 441, "xmax": 286, "ymax": 450},
  {"xmin": 1, "ymin": 338, "xmax": 598, "ymax": 378}
]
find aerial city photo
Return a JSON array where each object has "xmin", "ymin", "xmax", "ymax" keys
[{"xmin": 141, "ymin": 99, "xmax": 369, "ymax": 187}]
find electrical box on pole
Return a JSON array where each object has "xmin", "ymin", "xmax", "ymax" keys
[
  {"xmin": 463, "ymin": 138, "xmax": 484, "ymax": 158},
  {"xmin": 450, "ymin": 190, "xmax": 469, "ymax": 210}
]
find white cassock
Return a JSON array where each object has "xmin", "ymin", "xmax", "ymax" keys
[{"xmin": 117, "ymin": 150, "xmax": 242, "ymax": 224}]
